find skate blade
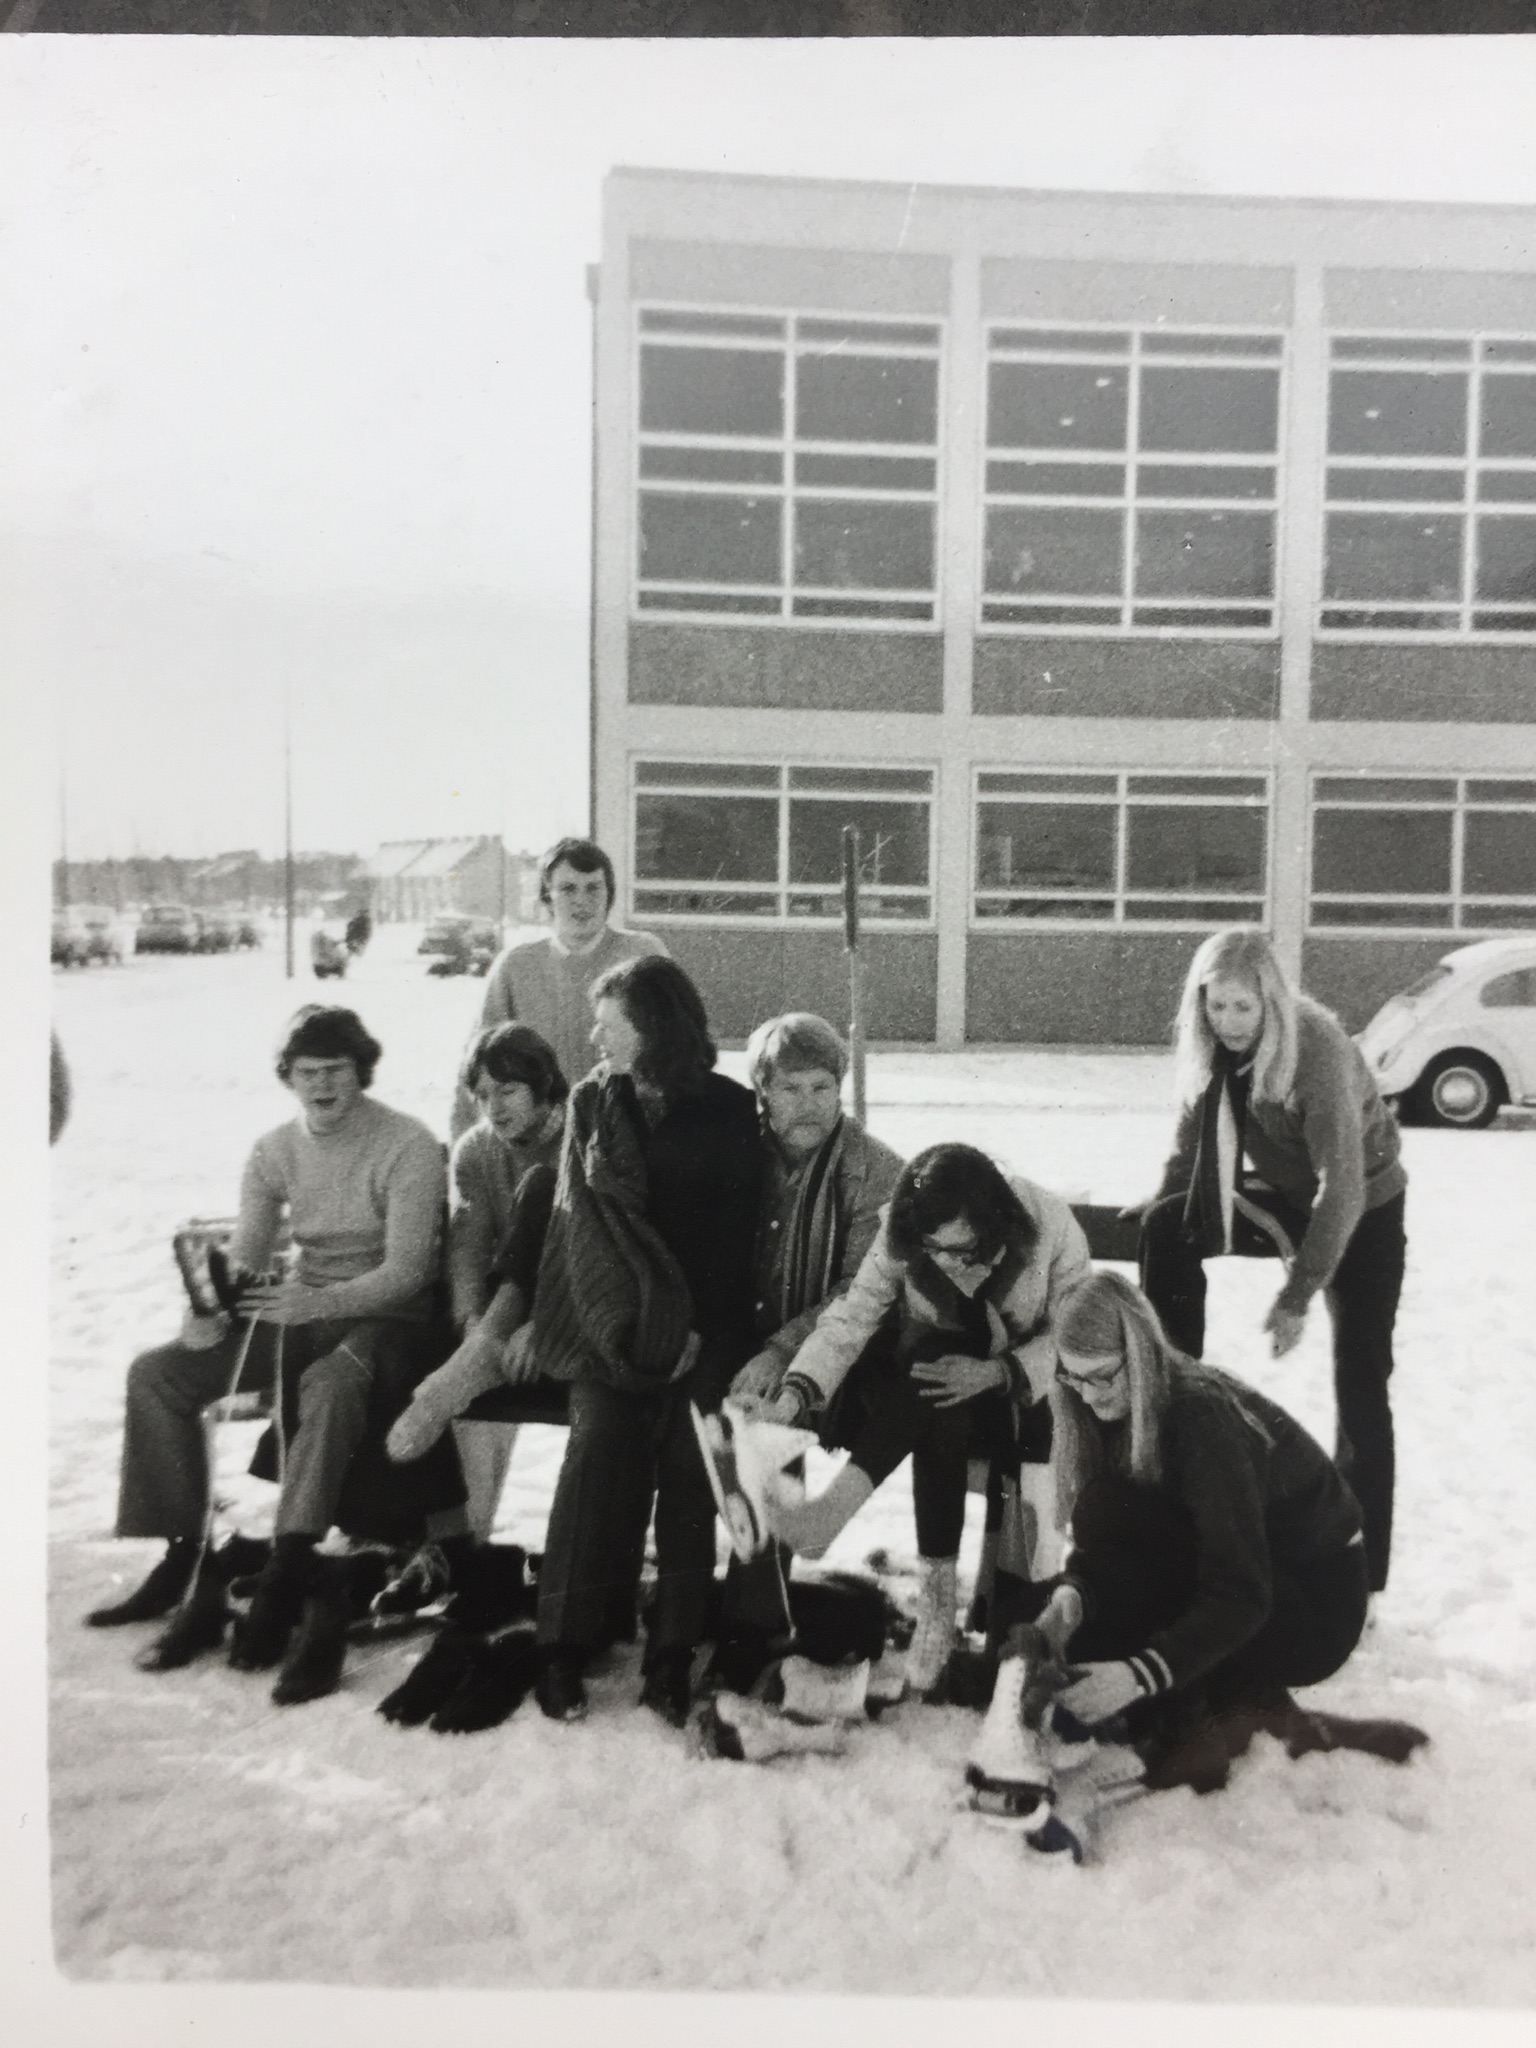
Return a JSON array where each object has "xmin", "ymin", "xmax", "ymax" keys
[{"xmin": 965, "ymin": 1767, "xmax": 1053, "ymax": 1822}]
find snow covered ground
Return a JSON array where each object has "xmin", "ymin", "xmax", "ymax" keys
[{"xmin": 44, "ymin": 925, "xmax": 1536, "ymax": 1999}]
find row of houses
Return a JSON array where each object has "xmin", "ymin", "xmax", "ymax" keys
[{"xmin": 589, "ymin": 169, "xmax": 1536, "ymax": 1045}]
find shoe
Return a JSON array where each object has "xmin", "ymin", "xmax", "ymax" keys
[
  {"xmin": 535, "ymin": 1648, "xmax": 588, "ymax": 1723},
  {"xmin": 271, "ymin": 1567, "xmax": 352, "ymax": 1706},
  {"xmin": 904, "ymin": 1555, "xmax": 959, "ymax": 1700},
  {"xmin": 431, "ymin": 1628, "xmax": 540, "ymax": 1734},
  {"xmin": 134, "ymin": 1570, "xmax": 230, "ymax": 1671},
  {"xmin": 370, "ymin": 1542, "xmax": 456, "ymax": 1620},
  {"xmin": 704, "ymin": 1691, "xmax": 850, "ymax": 1763},
  {"xmin": 87, "ymin": 1540, "xmax": 197, "ymax": 1627},
  {"xmin": 966, "ymin": 1650, "xmax": 1053, "ymax": 1813},
  {"xmin": 640, "ymin": 1648, "xmax": 695, "ymax": 1729},
  {"xmin": 228, "ymin": 1545, "xmax": 315, "ymax": 1671},
  {"xmin": 378, "ymin": 1627, "xmax": 483, "ymax": 1727},
  {"xmin": 690, "ymin": 1401, "xmax": 815, "ymax": 1564},
  {"xmin": 777, "ymin": 1654, "xmax": 869, "ymax": 1723}
]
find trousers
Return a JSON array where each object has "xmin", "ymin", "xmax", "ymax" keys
[
  {"xmin": 115, "ymin": 1316, "xmax": 462, "ymax": 1545},
  {"xmin": 1139, "ymin": 1190, "xmax": 1405, "ymax": 1591}
]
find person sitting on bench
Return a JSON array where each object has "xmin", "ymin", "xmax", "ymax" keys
[{"xmin": 86, "ymin": 1004, "xmax": 467, "ymax": 1705}]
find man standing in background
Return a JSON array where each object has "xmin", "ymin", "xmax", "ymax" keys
[{"xmin": 449, "ymin": 836, "xmax": 666, "ymax": 1140}]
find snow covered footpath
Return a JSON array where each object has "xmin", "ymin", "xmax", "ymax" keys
[{"xmin": 43, "ymin": 928, "xmax": 1536, "ymax": 2000}]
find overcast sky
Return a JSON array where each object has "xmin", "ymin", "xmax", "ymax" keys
[{"xmin": 5, "ymin": 35, "xmax": 1536, "ymax": 864}]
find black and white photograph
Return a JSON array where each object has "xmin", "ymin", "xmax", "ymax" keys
[{"xmin": 7, "ymin": 28, "xmax": 1536, "ymax": 2030}]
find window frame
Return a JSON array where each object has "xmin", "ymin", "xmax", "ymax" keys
[
  {"xmin": 632, "ymin": 304, "xmax": 945, "ymax": 633},
  {"xmin": 977, "ymin": 323, "xmax": 1287, "ymax": 640},
  {"xmin": 630, "ymin": 758, "xmax": 939, "ymax": 928},
  {"xmin": 1317, "ymin": 332, "xmax": 1536, "ymax": 643},
  {"xmin": 969, "ymin": 767, "xmax": 1275, "ymax": 930},
  {"xmin": 1307, "ymin": 773, "xmax": 1536, "ymax": 934}
]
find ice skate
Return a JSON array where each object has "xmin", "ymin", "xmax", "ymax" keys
[
  {"xmin": 776, "ymin": 1653, "xmax": 869, "ymax": 1722},
  {"xmin": 965, "ymin": 1639, "xmax": 1056, "ymax": 1823},
  {"xmin": 690, "ymin": 1399, "xmax": 816, "ymax": 1563},
  {"xmin": 702, "ymin": 1690, "xmax": 849, "ymax": 1763},
  {"xmin": 904, "ymin": 1554, "xmax": 959, "ymax": 1700}
]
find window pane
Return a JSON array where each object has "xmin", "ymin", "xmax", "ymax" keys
[
  {"xmin": 793, "ymin": 500, "xmax": 933, "ymax": 591},
  {"xmin": 634, "ymin": 889, "xmax": 779, "ymax": 919},
  {"xmin": 1334, "ymin": 338, "xmax": 1469, "ymax": 363},
  {"xmin": 1324, "ymin": 512, "xmax": 1464, "ymax": 603},
  {"xmin": 797, "ymin": 454, "xmax": 935, "ymax": 490},
  {"xmin": 1138, "ymin": 464, "xmax": 1274, "ymax": 501},
  {"xmin": 1479, "ymin": 374, "xmax": 1536, "ymax": 459},
  {"xmin": 795, "ymin": 355, "xmax": 937, "ymax": 445},
  {"xmin": 1464, "ymin": 811, "xmax": 1536, "ymax": 896},
  {"xmin": 1126, "ymin": 805, "xmax": 1266, "ymax": 894},
  {"xmin": 1136, "ymin": 510, "xmax": 1274, "ymax": 600},
  {"xmin": 637, "ymin": 762, "xmax": 780, "ymax": 789},
  {"xmin": 984, "ymin": 505, "xmax": 1124, "ymax": 597},
  {"xmin": 1328, "ymin": 466, "xmax": 1463, "ymax": 504},
  {"xmin": 1328, "ymin": 371, "xmax": 1468, "ymax": 458},
  {"xmin": 1481, "ymin": 968, "xmax": 1536, "ymax": 1007},
  {"xmin": 798, "ymin": 319, "xmax": 939, "ymax": 347},
  {"xmin": 988, "ymin": 363, "xmax": 1129, "ymax": 451},
  {"xmin": 640, "ymin": 447, "xmax": 783, "ymax": 484},
  {"xmin": 1139, "ymin": 369, "xmax": 1279, "ymax": 455},
  {"xmin": 1312, "ymin": 810, "xmax": 1452, "ymax": 896},
  {"xmin": 1479, "ymin": 470, "xmax": 1536, "ymax": 502},
  {"xmin": 639, "ymin": 493, "xmax": 782, "ymax": 586},
  {"xmin": 634, "ymin": 794, "xmax": 780, "ymax": 884},
  {"xmin": 642, "ymin": 311, "xmax": 784, "ymax": 339},
  {"xmin": 789, "ymin": 767, "xmax": 932, "ymax": 792},
  {"xmin": 789, "ymin": 798, "xmax": 929, "ymax": 888},
  {"xmin": 1474, "ymin": 517, "xmax": 1536, "ymax": 603},
  {"xmin": 1311, "ymin": 900, "xmax": 1454, "ymax": 929},
  {"xmin": 1315, "ymin": 777, "xmax": 1456, "ymax": 803},
  {"xmin": 1123, "ymin": 899, "xmax": 1265, "ymax": 923},
  {"xmin": 975, "ymin": 803, "xmax": 1116, "ymax": 892},
  {"xmin": 640, "ymin": 345, "xmax": 784, "ymax": 438},
  {"xmin": 1130, "ymin": 775, "xmax": 1266, "ymax": 797},
  {"xmin": 987, "ymin": 460, "xmax": 1125, "ymax": 497}
]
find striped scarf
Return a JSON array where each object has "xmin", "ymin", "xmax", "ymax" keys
[
  {"xmin": 1182, "ymin": 1050, "xmax": 1303, "ymax": 1262},
  {"xmin": 765, "ymin": 1119, "xmax": 851, "ymax": 1330}
]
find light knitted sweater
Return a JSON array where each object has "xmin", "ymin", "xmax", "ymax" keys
[{"xmin": 229, "ymin": 1095, "xmax": 446, "ymax": 1323}]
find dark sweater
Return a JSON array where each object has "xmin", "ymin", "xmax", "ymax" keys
[
  {"xmin": 1127, "ymin": 1360, "xmax": 1363, "ymax": 1692},
  {"xmin": 632, "ymin": 1069, "xmax": 764, "ymax": 1358}
]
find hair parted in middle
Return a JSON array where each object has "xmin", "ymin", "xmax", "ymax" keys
[
  {"xmin": 745, "ymin": 1012, "xmax": 849, "ymax": 1096},
  {"xmin": 590, "ymin": 952, "xmax": 716, "ymax": 1101},
  {"xmin": 1172, "ymin": 925, "xmax": 1303, "ymax": 1108},
  {"xmin": 1048, "ymin": 1271, "xmax": 1181, "ymax": 1521},
  {"xmin": 884, "ymin": 1142, "xmax": 1038, "ymax": 1274},
  {"xmin": 275, "ymin": 1005, "xmax": 383, "ymax": 1088}
]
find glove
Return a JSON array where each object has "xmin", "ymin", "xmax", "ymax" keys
[{"xmin": 1057, "ymin": 1660, "xmax": 1144, "ymax": 1727}]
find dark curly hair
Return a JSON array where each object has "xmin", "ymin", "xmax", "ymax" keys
[
  {"xmin": 885, "ymin": 1143, "xmax": 1037, "ymax": 1274},
  {"xmin": 460, "ymin": 1021, "xmax": 568, "ymax": 1105},
  {"xmin": 275, "ymin": 1005, "xmax": 383, "ymax": 1089},
  {"xmin": 590, "ymin": 954, "xmax": 716, "ymax": 1102}
]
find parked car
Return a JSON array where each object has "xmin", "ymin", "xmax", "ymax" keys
[
  {"xmin": 1356, "ymin": 936, "xmax": 1536, "ymax": 1128},
  {"xmin": 51, "ymin": 911, "xmax": 90, "ymax": 968},
  {"xmin": 310, "ymin": 924, "xmax": 350, "ymax": 980},
  {"xmin": 419, "ymin": 914, "xmax": 500, "ymax": 977},
  {"xmin": 73, "ymin": 904, "xmax": 126, "ymax": 964},
  {"xmin": 196, "ymin": 910, "xmax": 241, "ymax": 954},
  {"xmin": 134, "ymin": 904, "xmax": 201, "ymax": 954}
]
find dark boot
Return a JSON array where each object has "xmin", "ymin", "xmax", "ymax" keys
[
  {"xmin": 87, "ymin": 1538, "xmax": 198, "ymax": 1627},
  {"xmin": 135, "ymin": 1560, "xmax": 229, "ymax": 1671},
  {"xmin": 271, "ymin": 1561, "xmax": 353, "ymax": 1706},
  {"xmin": 640, "ymin": 1646, "xmax": 695, "ymax": 1729},
  {"xmin": 378, "ymin": 1626, "xmax": 483, "ymax": 1727},
  {"xmin": 431, "ymin": 1628, "xmax": 540, "ymax": 1734},
  {"xmin": 229, "ymin": 1536, "xmax": 316, "ymax": 1671},
  {"xmin": 534, "ymin": 1646, "xmax": 588, "ymax": 1723}
]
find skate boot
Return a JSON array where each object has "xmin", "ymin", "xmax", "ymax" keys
[
  {"xmin": 904, "ymin": 1554, "xmax": 959, "ymax": 1701},
  {"xmin": 691, "ymin": 1400, "xmax": 816, "ymax": 1563},
  {"xmin": 702, "ymin": 1691, "xmax": 849, "ymax": 1763},
  {"xmin": 776, "ymin": 1654, "xmax": 869, "ymax": 1723},
  {"xmin": 966, "ymin": 1647, "xmax": 1054, "ymax": 1819}
]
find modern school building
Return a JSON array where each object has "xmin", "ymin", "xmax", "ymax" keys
[{"xmin": 588, "ymin": 169, "xmax": 1536, "ymax": 1047}]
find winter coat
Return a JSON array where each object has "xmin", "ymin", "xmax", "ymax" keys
[{"xmin": 754, "ymin": 1116, "xmax": 906, "ymax": 1367}]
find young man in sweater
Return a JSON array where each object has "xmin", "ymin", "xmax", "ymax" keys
[
  {"xmin": 448, "ymin": 838, "xmax": 666, "ymax": 1142},
  {"xmin": 87, "ymin": 1006, "xmax": 463, "ymax": 1703}
]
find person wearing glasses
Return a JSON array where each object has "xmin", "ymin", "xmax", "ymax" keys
[
  {"xmin": 968, "ymin": 1269, "xmax": 1368, "ymax": 1802},
  {"xmin": 752, "ymin": 1142, "xmax": 1090, "ymax": 1698}
]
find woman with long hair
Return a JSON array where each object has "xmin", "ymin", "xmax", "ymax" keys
[
  {"xmin": 968, "ymin": 1270, "xmax": 1369, "ymax": 1802},
  {"xmin": 1135, "ymin": 927, "xmax": 1407, "ymax": 1592},
  {"xmin": 754, "ymin": 1141, "xmax": 1090, "ymax": 1697},
  {"xmin": 529, "ymin": 953, "xmax": 764, "ymax": 1728}
]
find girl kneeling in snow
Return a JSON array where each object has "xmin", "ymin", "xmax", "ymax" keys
[
  {"xmin": 970, "ymin": 1270, "xmax": 1369, "ymax": 1800},
  {"xmin": 751, "ymin": 1143, "xmax": 1090, "ymax": 1698}
]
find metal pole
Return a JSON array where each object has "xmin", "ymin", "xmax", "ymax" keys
[
  {"xmin": 841, "ymin": 825, "xmax": 867, "ymax": 1127},
  {"xmin": 283, "ymin": 688, "xmax": 295, "ymax": 980}
]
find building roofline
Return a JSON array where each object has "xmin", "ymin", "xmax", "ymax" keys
[{"xmin": 605, "ymin": 165, "xmax": 1536, "ymax": 221}]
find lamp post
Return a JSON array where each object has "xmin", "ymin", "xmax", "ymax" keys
[{"xmin": 283, "ymin": 688, "xmax": 295, "ymax": 979}]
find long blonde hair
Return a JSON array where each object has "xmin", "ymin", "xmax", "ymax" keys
[
  {"xmin": 1049, "ymin": 1272, "xmax": 1182, "ymax": 1532},
  {"xmin": 1172, "ymin": 927, "xmax": 1299, "ymax": 1108}
]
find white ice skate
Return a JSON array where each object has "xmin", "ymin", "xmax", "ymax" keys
[
  {"xmin": 965, "ymin": 1650, "xmax": 1056, "ymax": 1824},
  {"xmin": 691, "ymin": 1399, "xmax": 816, "ymax": 1563},
  {"xmin": 704, "ymin": 1690, "xmax": 849, "ymax": 1763}
]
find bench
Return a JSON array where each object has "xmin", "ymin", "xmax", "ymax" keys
[{"xmin": 457, "ymin": 1202, "xmax": 1141, "ymax": 1429}]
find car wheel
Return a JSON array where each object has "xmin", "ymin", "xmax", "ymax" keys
[{"xmin": 1415, "ymin": 1051, "xmax": 1506, "ymax": 1130}]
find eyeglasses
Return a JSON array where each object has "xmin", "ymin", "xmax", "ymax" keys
[
  {"xmin": 1056, "ymin": 1352, "xmax": 1126, "ymax": 1392},
  {"xmin": 920, "ymin": 1235, "xmax": 992, "ymax": 1272}
]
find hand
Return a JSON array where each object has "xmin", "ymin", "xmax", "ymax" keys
[
  {"xmin": 731, "ymin": 1351, "xmax": 785, "ymax": 1403},
  {"xmin": 1057, "ymin": 1660, "xmax": 1143, "ymax": 1727},
  {"xmin": 245, "ymin": 1276, "xmax": 328, "ymax": 1327},
  {"xmin": 909, "ymin": 1353, "xmax": 1007, "ymax": 1408},
  {"xmin": 500, "ymin": 1322, "xmax": 539, "ymax": 1385},
  {"xmin": 386, "ymin": 1392, "xmax": 450, "ymax": 1464},
  {"xmin": 757, "ymin": 1387, "xmax": 807, "ymax": 1429},
  {"xmin": 1263, "ymin": 1298, "xmax": 1307, "ymax": 1358}
]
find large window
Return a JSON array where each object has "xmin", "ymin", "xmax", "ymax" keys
[
  {"xmin": 1322, "ymin": 336, "xmax": 1536, "ymax": 635},
  {"xmin": 634, "ymin": 310, "xmax": 941, "ymax": 625},
  {"xmin": 974, "ymin": 770, "xmax": 1270, "ymax": 924},
  {"xmin": 1310, "ymin": 776, "xmax": 1536, "ymax": 930},
  {"xmin": 982, "ymin": 328, "xmax": 1282, "ymax": 633},
  {"xmin": 633, "ymin": 762, "xmax": 934, "ymax": 923}
]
